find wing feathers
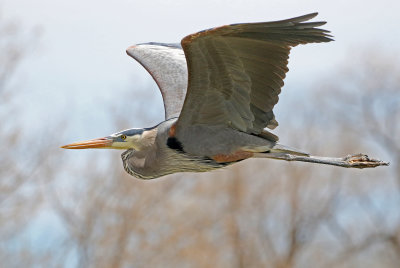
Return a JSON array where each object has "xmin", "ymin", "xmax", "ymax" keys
[
  {"xmin": 126, "ymin": 43, "xmax": 188, "ymax": 120},
  {"xmin": 177, "ymin": 13, "xmax": 332, "ymax": 135},
  {"xmin": 127, "ymin": 14, "xmax": 332, "ymax": 137}
]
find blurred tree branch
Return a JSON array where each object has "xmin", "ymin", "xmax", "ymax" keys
[
  {"xmin": 0, "ymin": 9, "xmax": 55, "ymax": 267},
  {"xmin": 8, "ymin": 47, "xmax": 397, "ymax": 268}
]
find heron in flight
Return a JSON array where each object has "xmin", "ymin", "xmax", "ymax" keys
[{"xmin": 62, "ymin": 13, "xmax": 388, "ymax": 179}]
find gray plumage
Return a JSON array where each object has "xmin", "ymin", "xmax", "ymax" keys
[
  {"xmin": 122, "ymin": 13, "xmax": 332, "ymax": 179},
  {"xmin": 62, "ymin": 13, "xmax": 337, "ymax": 179}
]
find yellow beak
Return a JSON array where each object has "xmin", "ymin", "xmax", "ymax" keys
[{"xmin": 61, "ymin": 137, "xmax": 113, "ymax": 149}]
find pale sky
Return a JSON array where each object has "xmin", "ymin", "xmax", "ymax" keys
[{"xmin": 2, "ymin": 0, "xmax": 400, "ymax": 138}]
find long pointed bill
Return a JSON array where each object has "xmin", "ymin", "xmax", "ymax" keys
[{"xmin": 61, "ymin": 137, "xmax": 113, "ymax": 149}]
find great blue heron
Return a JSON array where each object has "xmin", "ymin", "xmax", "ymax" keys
[{"xmin": 62, "ymin": 13, "xmax": 388, "ymax": 179}]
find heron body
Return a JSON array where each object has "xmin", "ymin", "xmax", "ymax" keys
[
  {"xmin": 121, "ymin": 118, "xmax": 280, "ymax": 179},
  {"xmin": 62, "ymin": 13, "xmax": 334, "ymax": 179}
]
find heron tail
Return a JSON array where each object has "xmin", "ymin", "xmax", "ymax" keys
[{"xmin": 269, "ymin": 143, "xmax": 310, "ymax": 156}]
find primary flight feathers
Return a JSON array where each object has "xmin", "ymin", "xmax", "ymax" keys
[{"xmin": 126, "ymin": 12, "xmax": 332, "ymax": 134}]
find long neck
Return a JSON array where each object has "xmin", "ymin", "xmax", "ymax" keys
[
  {"xmin": 121, "ymin": 146, "xmax": 159, "ymax": 179},
  {"xmin": 121, "ymin": 119, "xmax": 222, "ymax": 179}
]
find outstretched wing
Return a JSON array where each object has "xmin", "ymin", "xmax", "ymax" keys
[
  {"xmin": 176, "ymin": 13, "xmax": 333, "ymax": 135},
  {"xmin": 126, "ymin": 42, "xmax": 187, "ymax": 120}
]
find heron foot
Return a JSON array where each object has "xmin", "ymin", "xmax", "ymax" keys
[{"xmin": 345, "ymin": 153, "xmax": 390, "ymax": 168}]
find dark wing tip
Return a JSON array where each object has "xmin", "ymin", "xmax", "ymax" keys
[
  {"xmin": 181, "ymin": 12, "xmax": 333, "ymax": 47},
  {"xmin": 289, "ymin": 12, "xmax": 319, "ymax": 22}
]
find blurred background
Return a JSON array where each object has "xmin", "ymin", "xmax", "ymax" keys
[{"xmin": 1, "ymin": 0, "xmax": 399, "ymax": 267}]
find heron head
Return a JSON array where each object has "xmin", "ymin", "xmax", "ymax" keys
[{"xmin": 61, "ymin": 128, "xmax": 146, "ymax": 150}]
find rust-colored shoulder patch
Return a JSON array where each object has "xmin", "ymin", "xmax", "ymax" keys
[
  {"xmin": 181, "ymin": 24, "xmax": 229, "ymax": 48},
  {"xmin": 168, "ymin": 122, "xmax": 177, "ymax": 137},
  {"xmin": 212, "ymin": 151, "xmax": 253, "ymax": 163}
]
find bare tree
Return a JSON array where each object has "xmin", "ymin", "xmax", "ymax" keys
[
  {"xmin": 0, "ymin": 42, "xmax": 395, "ymax": 268},
  {"xmin": 0, "ymin": 11, "xmax": 55, "ymax": 267},
  {"xmin": 314, "ymin": 51, "xmax": 400, "ymax": 267}
]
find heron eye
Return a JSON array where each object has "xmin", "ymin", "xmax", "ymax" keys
[{"xmin": 120, "ymin": 134, "xmax": 127, "ymax": 140}]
